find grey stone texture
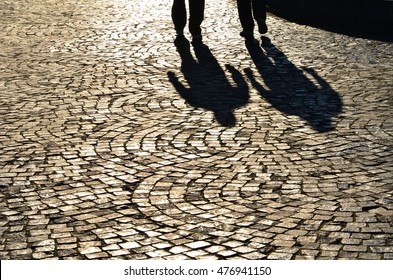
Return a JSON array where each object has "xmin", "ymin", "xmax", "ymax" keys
[{"xmin": 0, "ymin": 0, "xmax": 392, "ymax": 260}]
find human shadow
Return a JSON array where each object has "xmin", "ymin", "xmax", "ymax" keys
[
  {"xmin": 168, "ymin": 38, "xmax": 249, "ymax": 127},
  {"xmin": 245, "ymin": 38, "xmax": 343, "ymax": 132}
]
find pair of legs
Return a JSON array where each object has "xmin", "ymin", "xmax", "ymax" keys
[
  {"xmin": 236, "ymin": 0, "xmax": 267, "ymax": 38},
  {"xmin": 172, "ymin": 0, "xmax": 205, "ymax": 41}
]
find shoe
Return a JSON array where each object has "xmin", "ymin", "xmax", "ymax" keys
[
  {"xmin": 260, "ymin": 36, "xmax": 270, "ymax": 47},
  {"xmin": 240, "ymin": 30, "xmax": 258, "ymax": 43},
  {"xmin": 191, "ymin": 34, "xmax": 202, "ymax": 45},
  {"xmin": 174, "ymin": 34, "xmax": 187, "ymax": 44},
  {"xmin": 240, "ymin": 30, "xmax": 254, "ymax": 40},
  {"xmin": 257, "ymin": 20, "xmax": 268, "ymax": 34}
]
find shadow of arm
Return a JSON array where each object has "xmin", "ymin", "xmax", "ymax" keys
[
  {"xmin": 225, "ymin": 64, "xmax": 249, "ymax": 93},
  {"xmin": 244, "ymin": 68, "xmax": 267, "ymax": 93},
  {"xmin": 167, "ymin": 71, "xmax": 187, "ymax": 94},
  {"xmin": 302, "ymin": 67, "xmax": 343, "ymax": 114},
  {"xmin": 302, "ymin": 67, "xmax": 332, "ymax": 90}
]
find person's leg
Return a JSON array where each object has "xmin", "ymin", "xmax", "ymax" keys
[
  {"xmin": 237, "ymin": 0, "xmax": 254, "ymax": 33},
  {"xmin": 252, "ymin": 0, "xmax": 267, "ymax": 34},
  {"xmin": 172, "ymin": 0, "xmax": 187, "ymax": 35},
  {"xmin": 188, "ymin": 0, "xmax": 205, "ymax": 40}
]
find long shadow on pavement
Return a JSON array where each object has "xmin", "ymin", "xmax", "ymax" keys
[
  {"xmin": 245, "ymin": 37, "xmax": 343, "ymax": 132},
  {"xmin": 168, "ymin": 37, "xmax": 249, "ymax": 127}
]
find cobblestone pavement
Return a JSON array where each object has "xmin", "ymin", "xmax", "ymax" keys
[{"xmin": 1, "ymin": 0, "xmax": 392, "ymax": 260}]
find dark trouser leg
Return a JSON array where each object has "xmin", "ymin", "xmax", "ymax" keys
[
  {"xmin": 188, "ymin": 0, "xmax": 205, "ymax": 36},
  {"xmin": 172, "ymin": 0, "xmax": 187, "ymax": 34},
  {"xmin": 251, "ymin": 0, "xmax": 267, "ymax": 22},
  {"xmin": 236, "ymin": 0, "xmax": 254, "ymax": 32},
  {"xmin": 252, "ymin": 0, "xmax": 267, "ymax": 33}
]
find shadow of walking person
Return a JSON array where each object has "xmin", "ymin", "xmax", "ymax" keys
[
  {"xmin": 245, "ymin": 38, "xmax": 343, "ymax": 132},
  {"xmin": 168, "ymin": 37, "xmax": 250, "ymax": 127}
]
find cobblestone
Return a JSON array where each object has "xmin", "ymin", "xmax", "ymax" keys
[{"xmin": 0, "ymin": 0, "xmax": 392, "ymax": 260}]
